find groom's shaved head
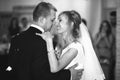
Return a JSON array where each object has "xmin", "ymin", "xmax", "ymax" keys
[{"xmin": 33, "ymin": 2, "xmax": 57, "ymax": 21}]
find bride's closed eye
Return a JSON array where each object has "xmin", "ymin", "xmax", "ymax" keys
[{"xmin": 59, "ymin": 19, "xmax": 62, "ymax": 22}]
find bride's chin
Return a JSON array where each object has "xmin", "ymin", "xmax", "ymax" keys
[
  {"xmin": 57, "ymin": 30, "xmax": 62, "ymax": 34},
  {"xmin": 57, "ymin": 29, "xmax": 64, "ymax": 34},
  {"xmin": 57, "ymin": 29, "xmax": 60, "ymax": 33}
]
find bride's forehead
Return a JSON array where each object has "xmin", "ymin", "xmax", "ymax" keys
[{"xmin": 58, "ymin": 14, "xmax": 68, "ymax": 20}]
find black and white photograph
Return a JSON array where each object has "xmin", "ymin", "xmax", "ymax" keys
[{"xmin": 0, "ymin": 0, "xmax": 118, "ymax": 80}]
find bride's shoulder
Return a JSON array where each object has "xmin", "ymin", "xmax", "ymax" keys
[{"xmin": 69, "ymin": 41, "xmax": 82, "ymax": 48}]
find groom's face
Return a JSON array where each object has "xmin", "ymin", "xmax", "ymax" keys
[{"xmin": 44, "ymin": 9, "xmax": 56, "ymax": 32}]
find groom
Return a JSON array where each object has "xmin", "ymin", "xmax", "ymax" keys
[{"xmin": 8, "ymin": 2, "xmax": 82, "ymax": 80}]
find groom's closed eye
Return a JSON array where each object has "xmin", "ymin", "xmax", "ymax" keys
[
  {"xmin": 51, "ymin": 19, "xmax": 54, "ymax": 22},
  {"xmin": 51, "ymin": 18, "xmax": 56, "ymax": 22}
]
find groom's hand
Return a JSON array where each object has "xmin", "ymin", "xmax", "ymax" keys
[{"xmin": 69, "ymin": 63, "xmax": 84, "ymax": 80}]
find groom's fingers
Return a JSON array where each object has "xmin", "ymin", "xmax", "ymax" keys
[
  {"xmin": 76, "ymin": 69, "xmax": 84, "ymax": 80},
  {"xmin": 77, "ymin": 69, "xmax": 84, "ymax": 76},
  {"xmin": 68, "ymin": 63, "xmax": 84, "ymax": 80}
]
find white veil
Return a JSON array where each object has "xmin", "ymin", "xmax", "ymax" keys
[{"xmin": 79, "ymin": 23, "xmax": 105, "ymax": 80}]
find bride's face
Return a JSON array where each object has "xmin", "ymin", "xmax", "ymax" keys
[{"xmin": 57, "ymin": 14, "xmax": 71, "ymax": 34}]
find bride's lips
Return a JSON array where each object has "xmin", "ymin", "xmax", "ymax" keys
[
  {"xmin": 57, "ymin": 26, "xmax": 60, "ymax": 30},
  {"xmin": 57, "ymin": 27, "xmax": 61, "ymax": 31}
]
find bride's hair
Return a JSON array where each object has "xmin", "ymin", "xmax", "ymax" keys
[{"xmin": 59, "ymin": 10, "xmax": 81, "ymax": 39}]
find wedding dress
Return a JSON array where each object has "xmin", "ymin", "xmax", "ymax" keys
[
  {"xmin": 60, "ymin": 23, "xmax": 105, "ymax": 80},
  {"xmin": 61, "ymin": 41, "xmax": 85, "ymax": 80}
]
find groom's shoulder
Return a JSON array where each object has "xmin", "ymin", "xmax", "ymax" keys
[{"xmin": 10, "ymin": 31, "xmax": 28, "ymax": 43}]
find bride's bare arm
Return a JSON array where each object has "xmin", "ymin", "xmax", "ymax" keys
[
  {"xmin": 38, "ymin": 32, "xmax": 78, "ymax": 73},
  {"xmin": 47, "ymin": 39, "xmax": 78, "ymax": 73}
]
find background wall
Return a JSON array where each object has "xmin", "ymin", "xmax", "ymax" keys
[
  {"xmin": 116, "ymin": 0, "xmax": 120, "ymax": 79},
  {"xmin": 0, "ymin": 0, "xmax": 41, "ymax": 11}
]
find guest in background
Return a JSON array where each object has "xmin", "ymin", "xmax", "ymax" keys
[
  {"xmin": 0, "ymin": 34, "xmax": 9, "ymax": 53},
  {"xmin": 94, "ymin": 20, "xmax": 113, "ymax": 80},
  {"xmin": 20, "ymin": 17, "xmax": 29, "ymax": 32},
  {"xmin": 110, "ymin": 11, "xmax": 116, "ymax": 37},
  {"xmin": 8, "ymin": 17, "xmax": 21, "ymax": 39},
  {"xmin": 109, "ymin": 11, "xmax": 116, "ymax": 80},
  {"xmin": 0, "ymin": 34, "xmax": 10, "ymax": 80}
]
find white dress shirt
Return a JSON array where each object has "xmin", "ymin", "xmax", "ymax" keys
[{"xmin": 30, "ymin": 24, "xmax": 44, "ymax": 33}]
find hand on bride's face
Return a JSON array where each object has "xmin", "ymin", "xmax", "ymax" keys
[
  {"xmin": 50, "ymin": 21, "xmax": 58, "ymax": 35},
  {"xmin": 40, "ymin": 32, "xmax": 54, "ymax": 41}
]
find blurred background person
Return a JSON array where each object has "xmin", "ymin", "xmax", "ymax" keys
[
  {"xmin": 109, "ymin": 11, "xmax": 116, "ymax": 80},
  {"xmin": 20, "ymin": 17, "xmax": 29, "ymax": 32},
  {"xmin": 109, "ymin": 11, "xmax": 116, "ymax": 37},
  {"xmin": 0, "ymin": 33, "xmax": 10, "ymax": 80},
  {"xmin": 94, "ymin": 20, "xmax": 114, "ymax": 80},
  {"xmin": 8, "ymin": 17, "xmax": 21, "ymax": 39}
]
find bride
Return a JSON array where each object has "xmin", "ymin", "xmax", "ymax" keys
[{"xmin": 39, "ymin": 10, "xmax": 105, "ymax": 80}]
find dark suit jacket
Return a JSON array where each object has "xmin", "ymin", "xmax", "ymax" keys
[{"xmin": 8, "ymin": 26, "xmax": 71, "ymax": 80}]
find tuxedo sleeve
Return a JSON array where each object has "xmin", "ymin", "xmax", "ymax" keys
[{"xmin": 54, "ymin": 69, "xmax": 71, "ymax": 80}]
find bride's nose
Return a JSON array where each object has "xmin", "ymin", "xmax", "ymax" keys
[{"xmin": 54, "ymin": 21, "xmax": 59, "ymax": 27}]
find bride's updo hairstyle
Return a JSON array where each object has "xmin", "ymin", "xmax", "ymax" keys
[{"xmin": 59, "ymin": 10, "xmax": 81, "ymax": 39}]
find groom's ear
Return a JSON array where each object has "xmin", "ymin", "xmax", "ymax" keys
[{"xmin": 38, "ymin": 17, "xmax": 46, "ymax": 25}]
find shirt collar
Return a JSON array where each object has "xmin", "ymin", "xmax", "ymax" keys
[{"xmin": 30, "ymin": 24, "xmax": 44, "ymax": 33}]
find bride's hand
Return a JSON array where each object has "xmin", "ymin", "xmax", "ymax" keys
[
  {"xmin": 36, "ymin": 32, "xmax": 54, "ymax": 51},
  {"xmin": 36, "ymin": 32, "xmax": 54, "ymax": 41}
]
